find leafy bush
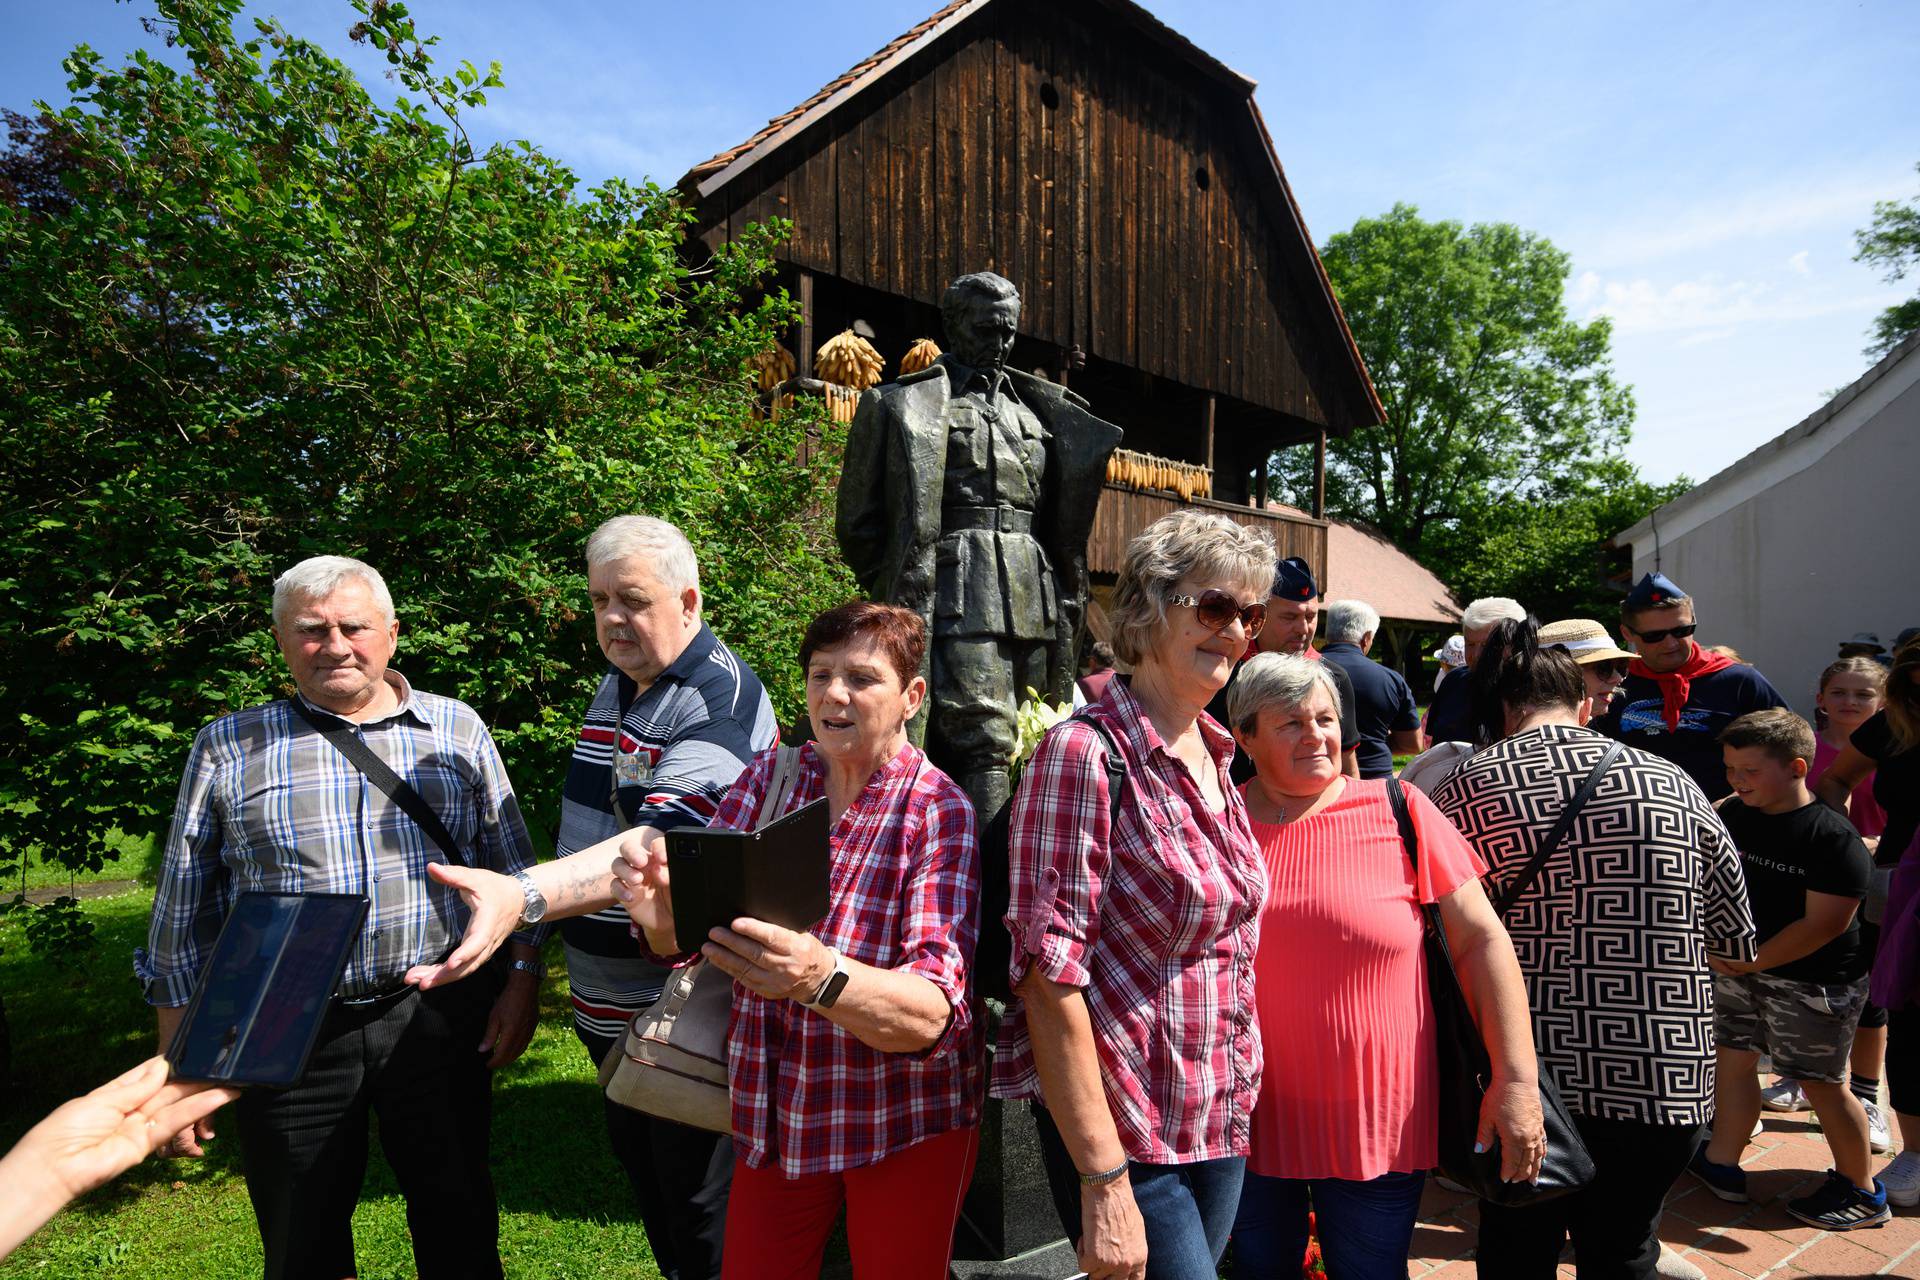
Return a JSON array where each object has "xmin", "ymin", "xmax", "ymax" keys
[{"xmin": 0, "ymin": 0, "xmax": 852, "ymax": 951}]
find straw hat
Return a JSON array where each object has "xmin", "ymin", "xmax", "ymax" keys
[{"xmin": 1538, "ymin": 618, "xmax": 1634, "ymax": 664}]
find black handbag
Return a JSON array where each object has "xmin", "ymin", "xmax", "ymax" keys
[{"xmin": 1385, "ymin": 742, "xmax": 1622, "ymax": 1207}]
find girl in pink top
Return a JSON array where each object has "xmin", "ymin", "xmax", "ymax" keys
[
  {"xmin": 1224, "ymin": 652, "xmax": 1543, "ymax": 1280},
  {"xmin": 1811, "ymin": 656, "xmax": 1887, "ymax": 842}
]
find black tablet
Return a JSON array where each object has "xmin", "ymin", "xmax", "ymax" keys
[
  {"xmin": 665, "ymin": 797, "xmax": 832, "ymax": 944},
  {"xmin": 166, "ymin": 891, "xmax": 370, "ymax": 1087}
]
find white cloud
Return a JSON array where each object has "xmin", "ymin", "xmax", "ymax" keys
[
  {"xmin": 1566, "ymin": 171, "xmax": 1907, "ymax": 269},
  {"xmin": 1580, "ymin": 273, "xmax": 1898, "ymax": 336},
  {"xmin": 1788, "ymin": 250, "xmax": 1811, "ymax": 275}
]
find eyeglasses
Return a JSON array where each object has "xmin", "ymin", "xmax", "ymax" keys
[
  {"xmin": 1592, "ymin": 660, "xmax": 1630, "ymax": 680},
  {"xmin": 1170, "ymin": 589, "xmax": 1266, "ymax": 639},
  {"xmin": 1629, "ymin": 622, "xmax": 1697, "ymax": 644}
]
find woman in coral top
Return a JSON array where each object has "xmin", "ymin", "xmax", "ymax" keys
[{"xmin": 1225, "ymin": 652, "xmax": 1543, "ymax": 1280}]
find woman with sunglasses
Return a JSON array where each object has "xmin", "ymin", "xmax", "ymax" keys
[
  {"xmin": 1537, "ymin": 618, "xmax": 1635, "ymax": 718},
  {"xmin": 995, "ymin": 509, "xmax": 1274, "ymax": 1280}
]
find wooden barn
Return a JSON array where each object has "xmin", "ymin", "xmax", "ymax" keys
[{"xmin": 678, "ymin": 0, "xmax": 1384, "ymax": 596}]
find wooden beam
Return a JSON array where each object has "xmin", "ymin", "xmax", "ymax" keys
[
  {"xmin": 1203, "ymin": 394, "xmax": 1216, "ymax": 476},
  {"xmin": 1313, "ymin": 428, "xmax": 1327, "ymax": 519},
  {"xmin": 796, "ymin": 270, "xmax": 816, "ymax": 380},
  {"xmin": 1256, "ymin": 456, "xmax": 1268, "ymax": 509}
]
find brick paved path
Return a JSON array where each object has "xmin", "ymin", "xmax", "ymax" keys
[{"xmin": 1407, "ymin": 1103, "xmax": 1920, "ymax": 1278}]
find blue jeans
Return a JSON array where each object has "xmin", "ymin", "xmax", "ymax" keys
[
  {"xmin": 1231, "ymin": 1168, "xmax": 1426, "ymax": 1280},
  {"xmin": 1032, "ymin": 1104, "xmax": 1245, "ymax": 1279}
]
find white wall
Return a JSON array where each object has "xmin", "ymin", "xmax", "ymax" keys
[{"xmin": 1623, "ymin": 359, "xmax": 1920, "ymax": 719}]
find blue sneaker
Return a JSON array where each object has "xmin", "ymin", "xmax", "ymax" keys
[
  {"xmin": 1784, "ymin": 1171, "xmax": 1890, "ymax": 1230},
  {"xmin": 1689, "ymin": 1148, "xmax": 1749, "ymax": 1203}
]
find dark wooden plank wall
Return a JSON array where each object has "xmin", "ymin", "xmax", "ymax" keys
[{"xmin": 698, "ymin": 4, "xmax": 1369, "ymax": 432}]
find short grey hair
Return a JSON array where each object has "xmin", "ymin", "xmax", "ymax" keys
[
  {"xmin": 1461, "ymin": 596, "xmax": 1526, "ymax": 633},
  {"xmin": 272, "ymin": 556, "xmax": 394, "ymax": 628},
  {"xmin": 585, "ymin": 515, "xmax": 700, "ymax": 595},
  {"xmin": 1324, "ymin": 598, "xmax": 1381, "ymax": 645},
  {"xmin": 1228, "ymin": 652, "xmax": 1342, "ymax": 734},
  {"xmin": 1108, "ymin": 510, "xmax": 1275, "ymax": 666}
]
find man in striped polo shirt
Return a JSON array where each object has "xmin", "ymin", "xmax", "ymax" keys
[
  {"xmin": 550, "ymin": 516, "xmax": 775, "ymax": 1279},
  {"xmin": 416, "ymin": 515, "xmax": 776, "ymax": 1280}
]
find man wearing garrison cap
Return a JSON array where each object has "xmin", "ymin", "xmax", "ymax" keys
[
  {"xmin": 1596, "ymin": 571, "xmax": 1787, "ymax": 800},
  {"xmin": 1208, "ymin": 556, "xmax": 1361, "ymax": 783}
]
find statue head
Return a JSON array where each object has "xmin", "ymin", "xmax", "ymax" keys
[{"xmin": 940, "ymin": 272, "xmax": 1021, "ymax": 374}]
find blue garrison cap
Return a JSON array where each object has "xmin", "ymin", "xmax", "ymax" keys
[
  {"xmin": 1625, "ymin": 571, "xmax": 1687, "ymax": 613},
  {"xmin": 1271, "ymin": 556, "xmax": 1319, "ymax": 602}
]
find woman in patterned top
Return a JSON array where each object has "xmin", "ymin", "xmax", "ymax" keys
[
  {"xmin": 996, "ymin": 509, "xmax": 1272, "ymax": 1280},
  {"xmin": 1431, "ymin": 620, "xmax": 1756, "ymax": 1280},
  {"xmin": 613, "ymin": 601, "xmax": 983, "ymax": 1280},
  {"xmin": 1225, "ymin": 651, "xmax": 1542, "ymax": 1280}
]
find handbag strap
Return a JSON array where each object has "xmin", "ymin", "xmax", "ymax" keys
[
  {"xmin": 1387, "ymin": 774, "xmax": 1459, "ymax": 961},
  {"xmin": 289, "ymin": 697, "xmax": 468, "ymax": 867},
  {"xmin": 1487, "ymin": 740, "xmax": 1626, "ymax": 919},
  {"xmin": 753, "ymin": 744, "xmax": 804, "ymax": 830},
  {"xmin": 1069, "ymin": 711, "xmax": 1128, "ymax": 829}
]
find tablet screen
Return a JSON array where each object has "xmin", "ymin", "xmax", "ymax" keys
[{"xmin": 167, "ymin": 892, "xmax": 369, "ymax": 1087}]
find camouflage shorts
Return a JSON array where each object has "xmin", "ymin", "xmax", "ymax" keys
[{"xmin": 1714, "ymin": 971, "xmax": 1870, "ymax": 1082}]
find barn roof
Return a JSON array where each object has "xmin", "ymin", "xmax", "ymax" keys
[
  {"xmin": 677, "ymin": 0, "xmax": 1382, "ymax": 429},
  {"xmin": 1322, "ymin": 518, "xmax": 1461, "ymax": 627}
]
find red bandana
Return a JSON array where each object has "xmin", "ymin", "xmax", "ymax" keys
[{"xmin": 1628, "ymin": 641, "xmax": 1734, "ymax": 731}]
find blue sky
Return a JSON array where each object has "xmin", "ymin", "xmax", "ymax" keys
[{"xmin": 6, "ymin": 0, "xmax": 1917, "ymax": 487}]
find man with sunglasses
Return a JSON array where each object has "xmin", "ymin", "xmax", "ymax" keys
[{"xmin": 1597, "ymin": 572, "xmax": 1787, "ymax": 800}]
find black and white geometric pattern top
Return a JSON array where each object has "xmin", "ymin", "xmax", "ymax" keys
[{"xmin": 1430, "ymin": 724, "xmax": 1756, "ymax": 1125}]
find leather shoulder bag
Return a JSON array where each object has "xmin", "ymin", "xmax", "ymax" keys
[{"xmin": 601, "ymin": 745, "xmax": 804, "ymax": 1132}]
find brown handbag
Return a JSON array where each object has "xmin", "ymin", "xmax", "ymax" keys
[{"xmin": 600, "ymin": 745, "xmax": 803, "ymax": 1132}]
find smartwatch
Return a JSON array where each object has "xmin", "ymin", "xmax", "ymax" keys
[{"xmin": 803, "ymin": 947, "xmax": 851, "ymax": 1010}]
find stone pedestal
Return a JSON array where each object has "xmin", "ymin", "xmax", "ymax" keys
[{"xmin": 951, "ymin": 1096, "xmax": 1071, "ymax": 1265}]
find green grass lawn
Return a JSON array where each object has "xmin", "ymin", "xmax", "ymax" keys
[{"xmin": 0, "ymin": 888, "xmax": 662, "ymax": 1279}]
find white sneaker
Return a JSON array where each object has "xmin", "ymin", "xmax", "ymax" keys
[
  {"xmin": 1863, "ymin": 1101, "xmax": 1893, "ymax": 1154},
  {"xmin": 1879, "ymin": 1150, "xmax": 1920, "ymax": 1208},
  {"xmin": 1761, "ymin": 1079, "xmax": 1807, "ymax": 1112},
  {"xmin": 1751, "ymin": 1115, "xmax": 1765, "ymax": 1139},
  {"xmin": 1655, "ymin": 1247, "xmax": 1708, "ymax": 1280}
]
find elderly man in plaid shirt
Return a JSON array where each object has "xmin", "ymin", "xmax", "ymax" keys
[{"xmin": 136, "ymin": 555, "xmax": 544, "ymax": 1280}]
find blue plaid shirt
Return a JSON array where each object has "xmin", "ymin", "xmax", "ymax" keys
[{"xmin": 136, "ymin": 672, "xmax": 540, "ymax": 1005}]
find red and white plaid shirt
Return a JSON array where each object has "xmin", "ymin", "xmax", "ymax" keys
[
  {"xmin": 707, "ymin": 741, "xmax": 984, "ymax": 1175},
  {"xmin": 993, "ymin": 678, "xmax": 1266, "ymax": 1164}
]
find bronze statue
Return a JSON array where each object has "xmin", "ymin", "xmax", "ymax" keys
[{"xmin": 837, "ymin": 271, "xmax": 1121, "ymax": 979}]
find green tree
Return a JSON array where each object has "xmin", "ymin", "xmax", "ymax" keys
[
  {"xmin": 0, "ymin": 0, "xmax": 850, "ymax": 1008},
  {"xmin": 1274, "ymin": 204, "xmax": 1635, "ymax": 562},
  {"xmin": 1855, "ymin": 162, "xmax": 1920, "ymax": 358},
  {"xmin": 1441, "ymin": 459, "xmax": 1690, "ymax": 624}
]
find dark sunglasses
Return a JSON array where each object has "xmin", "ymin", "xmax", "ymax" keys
[
  {"xmin": 1629, "ymin": 622, "xmax": 1697, "ymax": 644},
  {"xmin": 1591, "ymin": 659, "xmax": 1630, "ymax": 679},
  {"xmin": 1170, "ymin": 589, "xmax": 1266, "ymax": 639}
]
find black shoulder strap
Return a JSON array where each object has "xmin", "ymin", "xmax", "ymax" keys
[
  {"xmin": 1487, "ymin": 740, "xmax": 1626, "ymax": 919},
  {"xmin": 1386, "ymin": 773, "xmax": 1419, "ymax": 870},
  {"xmin": 1070, "ymin": 711, "xmax": 1128, "ymax": 829},
  {"xmin": 289, "ymin": 698, "xmax": 470, "ymax": 867}
]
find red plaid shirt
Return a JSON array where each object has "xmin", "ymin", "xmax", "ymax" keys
[
  {"xmin": 707, "ymin": 741, "xmax": 984, "ymax": 1175},
  {"xmin": 993, "ymin": 678, "xmax": 1266, "ymax": 1164}
]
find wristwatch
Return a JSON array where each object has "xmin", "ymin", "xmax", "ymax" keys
[
  {"xmin": 512, "ymin": 869, "xmax": 548, "ymax": 926},
  {"xmin": 508, "ymin": 957, "xmax": 545, "ymax": 980},
  {"xmin": 802, "ymin": 947, "xmax": 851, "ymax": 1010}
]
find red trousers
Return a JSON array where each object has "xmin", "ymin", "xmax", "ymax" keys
[{"xmin": 721, "ymin": 1125, "xmax": 980, "ymax": 1280}]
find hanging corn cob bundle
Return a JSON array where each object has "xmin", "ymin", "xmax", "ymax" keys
[
  {"xmin": 815, "ymin": 329, "xmax": 885, "ymax": 391},
  {"xmin": 899, "ymin": 337, "xmax": 943, "ymax": 376},
  {"xmin": 1104, "ymin": 448, "xmax": 1213, "ymax": 501},
  {"xmin": 824, "ymin": 384, "xmax": 862, "ymax": 424},
  {"xmin": 748, "ymin": 343, "xmax": 796, "ymax": 392}
]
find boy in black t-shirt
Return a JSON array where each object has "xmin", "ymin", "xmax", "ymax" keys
[{"xmin": 1689, "ymin": 710, "xmax": 1888, "ymax": 1229}]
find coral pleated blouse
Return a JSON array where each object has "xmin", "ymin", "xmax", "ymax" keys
[{"xmin": 1243, "ymin": 778, "xmax": 1485, "ymax": 1181}]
